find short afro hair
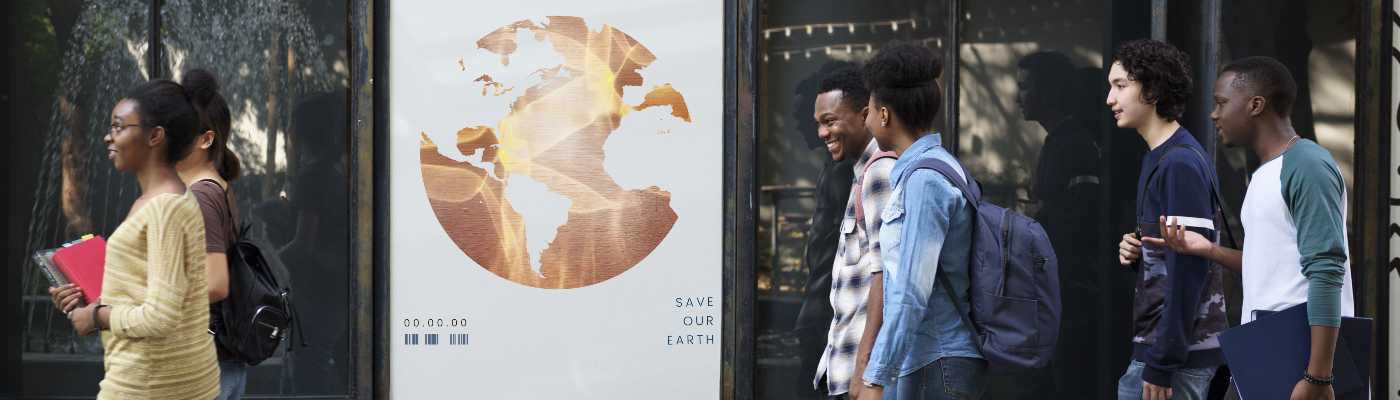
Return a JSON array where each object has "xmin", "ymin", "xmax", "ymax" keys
[
  {"xmin": 1112, "ymin": 39, "xmax": 1192, "ymax": 122},
  {"xmin": 1220, "ymin": 56, "xmax": 1298, "ymax": 117},
  {"xmin": 863, "ymin": 42, "xmax": 943, "ymax": 132},
  {"xmin": 818, "ymin": 66, "xmax": 870, "ymax": 113},
  {"xmin": 1017, "ymin": 51, "xmax": 1077, "ymax": 114},
  {"xmin": 793, "ymin": 61, "xmax": 856, "ymax": 148}
]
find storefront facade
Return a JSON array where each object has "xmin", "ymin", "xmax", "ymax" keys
[{"xmin": 1, "ymin": 0, "xmax": 1393, "ymax": 398}]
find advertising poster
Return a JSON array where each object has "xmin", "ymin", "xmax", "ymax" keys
[{"xmin": 388, "ymin": 1, "xmax": 723, "ymax": 398}]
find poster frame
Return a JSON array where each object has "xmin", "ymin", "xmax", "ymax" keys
[{"xmin": 365, "ymin": 0, "xmax": 758, "ymax": 397}]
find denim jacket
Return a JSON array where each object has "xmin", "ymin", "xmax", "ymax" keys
[{"xmin": 862, "ymin": 133, "xmax": 982, "ymax": 387}]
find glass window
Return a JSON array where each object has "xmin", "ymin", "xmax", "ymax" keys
[
  {"xmin": 1218, "ymin": 0, "xmax": 1358, "ymax": 226},
  {"xmin": 1216, "ymin": 0, "xmax": 1363, "ymax": 333},
  {"xmin": 755, "ymin": 1, "xmax": 947, "ymax": 398},
  {"xmin": 955, "ymin": 1, "xmax": 1135, "ymax": 398},
  {"xmin": 160, "ymin": 0, "xmax": 352, "ymax": 395},
  {"xmin": 5, "ymin": 0, "xmax": 353, "ymax": 396},
  {"xmin": 8, "ymin": 1, "xmax": 152, "ymax": 396}
]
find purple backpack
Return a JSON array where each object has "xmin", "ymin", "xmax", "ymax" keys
[{"xmin": 899, "ymin": 158, "xmax": 1062, "ymax": 369}]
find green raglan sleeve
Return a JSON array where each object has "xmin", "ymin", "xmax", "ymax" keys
[{"xmin": 1280, "ymin": 142, "xmax": 1348, "ymax": 327}]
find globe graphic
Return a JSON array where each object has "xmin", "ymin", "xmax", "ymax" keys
[{"xmin": 419, "ymin": 16, "xmax": 690, "ymax": 289}]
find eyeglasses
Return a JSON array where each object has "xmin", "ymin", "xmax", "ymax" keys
[{"xmin": 109, "ymin": 123, "xmax": 143, "ymax": 133}]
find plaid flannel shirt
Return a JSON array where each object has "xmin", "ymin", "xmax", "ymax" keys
[{"xmin": 813, "ymin": 139, "xmax": 895, "ymax": 395}]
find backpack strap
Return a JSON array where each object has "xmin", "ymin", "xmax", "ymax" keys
[
  {"xmin": 853, "ymin": 150, "xmax": 898, "ymax": 223},
  {"xmin": 897, "ymin": 158, "xmax": 981, "ymax": 205},
  {"xmin": 1138, "ymin": 144, "xmax": 1240, "ymax": 249},
  {"xmin": 897, "ymin": 159, "xmax": 984, "ymax": 343},
  {"xmin": 194, "ymin": 178, "xmax": 241, "ymax": 243}
]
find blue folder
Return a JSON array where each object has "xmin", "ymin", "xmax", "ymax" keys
[{"xmin": 1219, "ymin": 303, "xmax": 1372, "ymax": 400}]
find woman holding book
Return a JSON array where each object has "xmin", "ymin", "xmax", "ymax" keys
[{"xmin": 48, "ymin": 79, "xmax": 220, "ymax": 399}]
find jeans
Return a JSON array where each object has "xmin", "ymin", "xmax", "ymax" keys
[
  {"xmin": 217, "ymin": 360, "xmax": 248, "ymax": 400},
  {"xmin": 1116, "ymin": 360, "xmax": 1217, "ymax": 400},
  {"xmin": 982, "ymin": 363, "xmax": 1051, "ymax": 399},
  {"xmin": 883, "ymin": 357, "xmax": 988, "ymax": 400}
]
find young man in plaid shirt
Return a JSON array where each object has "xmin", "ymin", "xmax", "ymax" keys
[{"xmin": 810, "ymin": 66, "xmax": 897, "ymax": 400}]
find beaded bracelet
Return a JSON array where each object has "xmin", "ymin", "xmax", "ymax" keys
[{"xmin": 1301, "ymin": 372, "xmax": 1333, "ymax": 386}]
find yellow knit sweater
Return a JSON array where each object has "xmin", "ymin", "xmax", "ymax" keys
[{"xmin": 98, "ymin": 192, "xmax": 219, "ymax": 399}]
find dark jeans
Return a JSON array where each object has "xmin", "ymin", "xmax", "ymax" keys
[
  {"xmin": 982, "ymin": 363, "xmax": 1051, "ymax": 399},
  {"xmin": 885, "ymin": 357, "xmax": 988, "ymax": 400}
]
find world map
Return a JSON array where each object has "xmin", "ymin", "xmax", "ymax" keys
[{"xmin": 419, "ymin": 16, "xmax": 690, "ymax": 289}]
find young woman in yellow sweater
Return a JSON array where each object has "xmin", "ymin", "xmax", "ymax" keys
[{"xmin": 48, "ymin": 79, "xmax": 220, "ymax": 399}]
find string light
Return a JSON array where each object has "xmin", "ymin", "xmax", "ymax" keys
[
  {"xmin": 758, "ymin": 17, "xmax": 941, "ymax": 62},
  {"xmin": 762, "ymin": 18, "xmax": 925, "ymax": 41},
  {"xmin": 766, "ymin": 39, "xmax": 938, "ymax": 62}
]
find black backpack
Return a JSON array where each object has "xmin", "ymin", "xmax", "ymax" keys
[{"xmin": 205, "ymin": 181, "xmax": 303, "ymax": 365}]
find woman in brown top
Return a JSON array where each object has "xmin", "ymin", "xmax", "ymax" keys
[{"xmin": 176, "ymin": 69, "xmax": 248, "ymax": 400}]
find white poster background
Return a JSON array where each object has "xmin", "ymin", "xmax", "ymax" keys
[{"xmin": 388, "ymin": 2, "xmax": 723, "ymax": 398}]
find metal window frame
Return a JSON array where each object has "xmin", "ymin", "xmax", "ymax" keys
[
  {"xmin": 351, "ymin": 0, "xmax": 377, "ymax": 398},
  {"xmin": 1358, "ymin": 1, "xmax": 1393, "ymax": 398},
  {"xmin": 723, "ymin": 0, "xmax": 760, "ymax": 398},
  {"xmin": 315, "ymin": 0, "xmax": 1399, "ymax": 398}
]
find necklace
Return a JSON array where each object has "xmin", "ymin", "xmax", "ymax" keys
[{"xmin": 1264, "ymin": 135, "xmax": 1300, "ymax": 163}]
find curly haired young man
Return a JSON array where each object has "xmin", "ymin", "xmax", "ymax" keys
[{"xmin": 1108, "ymin": 39, "xmax": 1228, "ymax": 400}]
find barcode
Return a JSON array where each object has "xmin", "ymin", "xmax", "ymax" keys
[
  {"xmin": 404, "ymin": 333, "xmax": 468, "ymax": 347},
  {"xmin": 449, "ymin": 333, "xmax": 469, "ymax": 345}
]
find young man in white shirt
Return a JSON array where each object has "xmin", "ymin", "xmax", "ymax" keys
[{"xmin": 1145, "ymin": 56, "xmax": 1355, "ymax": 400}]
